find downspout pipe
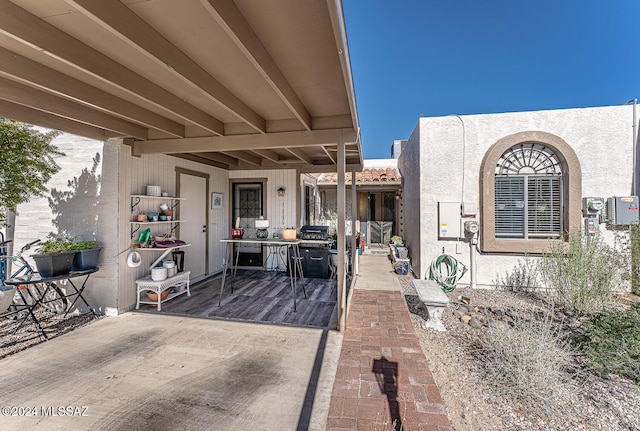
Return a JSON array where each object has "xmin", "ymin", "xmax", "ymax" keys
[
  {"xmin": 627, "ymin": 98, "xmax": 638, "ymax": 195},
  {"xmin": 634, "ymin": 99, "xmax": 638, "ymax": 196}
]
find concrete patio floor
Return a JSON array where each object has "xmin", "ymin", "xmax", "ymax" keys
[
  {"xmin": 0, "ymin": 312, "xmax": 342, "ymax": 431},
  {"xmin": 0, "ymin": 252, "xmax": 451, "ymax": 430}
]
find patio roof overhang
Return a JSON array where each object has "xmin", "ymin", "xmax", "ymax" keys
[{"xmin": 0, "ymin": 0, "xmax": 362, "ymax": 172}]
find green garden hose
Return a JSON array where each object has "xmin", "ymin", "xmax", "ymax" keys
[{"xmin": 428, "ymin": 254, "xmax": 468, "ymax": 292}]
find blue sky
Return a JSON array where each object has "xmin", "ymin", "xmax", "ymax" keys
[{"xmin": 343, "ymin": 1, "xmax": 640, "ymax": 159}]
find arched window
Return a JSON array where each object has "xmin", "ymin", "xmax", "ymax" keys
[
  {"xmin": 480, "ymin": 131, "xmax": 582, "ymax": 254},
  {"xmin": 495, "ymin": 144, "xmax": 562, "ymax": 239}
]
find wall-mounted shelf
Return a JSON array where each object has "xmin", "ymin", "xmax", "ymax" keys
[
  {"xmin": 130, "ymin": 194, "xmax": 187, "ymax": 239},
  {"xmin": 130, "ymin": 194, "xmax": 184, "ymax": 213}
]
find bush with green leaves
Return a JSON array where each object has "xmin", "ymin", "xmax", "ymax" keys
[
  {"xmin": 0, "ymin": 119, "xmax": 63, "ymax": 221},
  {"xmin": 572, "ymin": 307, "xmax": 640, "ymax": 385},
  {"xmin": 538, "ymin": 231, "xmax": 620, "ymax": 316},
  {"xmin": 481, "ymin": 309, "xmax": 575, "ymax": 414},
  {"xmin": 35, "ymin": 237, "xmax": 100, "ymax": 254},
  {"xmin": 35, "ymin": 237, "xmax": 75, "ymax": 254}
]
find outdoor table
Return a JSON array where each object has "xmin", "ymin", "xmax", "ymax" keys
[
  {"xmin": 219, "ymin": 238, "xmax": 306, "ymax": 311},
  {"xmin": 3, "ymin": 268, "xmax": 99, "ymax": 340}
]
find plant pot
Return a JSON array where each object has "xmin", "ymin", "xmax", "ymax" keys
[
  {"xmin": 71, "ymin": 247, "xmax": 102, "ymax": 271},
  {"xmin": 147, "ymin": 290, "xmax": 170, "ymax": 302},
  {"xmin": 32, "ymin": 251, "xmax": 77, "ymax": 277}
]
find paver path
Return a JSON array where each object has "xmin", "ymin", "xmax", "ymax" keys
[{"xmin": 326, "ymin": 254, "xmax": 452, "ymax": 430}]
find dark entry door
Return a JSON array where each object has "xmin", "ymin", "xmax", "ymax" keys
[{"xmin": 232, "ymin": 182, "xmax": 264, "ymax": 267}]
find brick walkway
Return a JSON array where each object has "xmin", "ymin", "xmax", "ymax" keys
[{"xmin": 326, "ymin": 288, "xmax": 452, "ymax": 430}]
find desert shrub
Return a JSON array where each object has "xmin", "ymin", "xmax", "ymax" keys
[
  {"xmin": 572, "ymin": 307, "xmax": 640, "ymax": 385},
  {"xmin": 493, "ymin": 257, "xmax": 539, "ymax": 292},
  {"xmin": 481, "ymin": 310, "xmax": 575, "ymax": 414},
  {"xmin": 538, "ymin": 231, "xmax": 620, "ymax": 316}
]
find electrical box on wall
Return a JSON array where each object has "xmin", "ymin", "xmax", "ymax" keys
[
  {"xmin": 607, "ymin": 196, "xmax": 639, "ymax": 225},
  {"xmin": 438, "ymin": 202, "xmax": 461, "ymax": 238},
  {"xmin": 582, "ymin": 197, "xmax": 605, "ymax": 217}
]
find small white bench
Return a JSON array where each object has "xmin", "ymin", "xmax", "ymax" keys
[{"xmin": 412, "ymin": 279, "xmax": 449, "ymax": 331}]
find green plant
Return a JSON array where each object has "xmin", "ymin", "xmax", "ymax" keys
[
  {"xmin": 36, "ymin": 237, "xmax": 75, "ymax": 254},
  {"xmin": 0, "ymin": 119, "xmax": 63, "ymax": 222},
  {"xmin": 70, "ymin": 240, "xmax": 100, "ymax": 250},
  {"xmin": 538, "ymin": 230, "xmax": 620, "ymax": 316},
  {"xmin": 572, "ymin": 306, "xmax": 640, "ymax": 385},
  {"xmin": 481, "ymin": 309, "xmax": 575, "ymax": 414},
  {"xmin": 493, "ymin": 257, "xmax": 539, "ymax": 292}
]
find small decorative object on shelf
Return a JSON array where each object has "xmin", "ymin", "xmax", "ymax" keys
[
  {"xmin": 255, "ymin": 216, "xmax": 269, "ymax": 239},
  {"xmin": 146, "ymin": 185, "xmax": 161, "ymax": 197},
  {"xmin": 231, "ymin": 228, "xmax": 244, "ymax": 239}
]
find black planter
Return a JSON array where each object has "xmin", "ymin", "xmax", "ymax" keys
[
  {"xmin": 32, "ymin": 251, "xmax": 76, "ymax": 277},
  {"xmin": 71, "ymin": 247, "xmax": 102, "ymax": 271}
]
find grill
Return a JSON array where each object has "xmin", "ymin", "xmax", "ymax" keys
[
  {"xmin": 299, "ymin": 225, "xmax": 329, "ymax": 240},
  {"xmin": 296, "ymin": 225, "xmax": 330, "ymax": 278}
]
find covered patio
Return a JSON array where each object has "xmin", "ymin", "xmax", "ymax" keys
[
  {"xmin": 0, "ymin": 0, "xmax": 363, "ymax": 329},
  {"xmin": 143, "ymin": 269, "xmax": 340, "ymax": 328}
]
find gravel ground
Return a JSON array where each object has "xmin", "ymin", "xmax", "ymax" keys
[
  {"xmin": 398, "ymin": 274, "xmax": 640, "ymax": 431},
  {"xmin": 0, "ymin": 309, "xmax": 102, "ymax": 360}
]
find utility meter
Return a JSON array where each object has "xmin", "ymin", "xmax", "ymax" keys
[
  {"xmin": 464, "ymin": 220, "xmax": 479, "ymax": 235},
  {"xmin": 582, "ymin": 197, "xmax": 605, "ymax": 217}
]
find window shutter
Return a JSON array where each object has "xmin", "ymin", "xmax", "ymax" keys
[
  {"xmin": 527, "ymin": 177, "xmax": 562, "ymax": 238},
  {"xmin": 495, "ymin": 176, "xmax": 525, "ymax": 238}
]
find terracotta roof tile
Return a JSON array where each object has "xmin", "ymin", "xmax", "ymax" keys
[{"xmin": 317, "ymin": 167, "xmax": 402, "ymax": 184}]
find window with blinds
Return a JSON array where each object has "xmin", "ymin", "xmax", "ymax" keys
[{"xmin": 495, "ymin": 144, "xmax": 563, "ymax": 239}]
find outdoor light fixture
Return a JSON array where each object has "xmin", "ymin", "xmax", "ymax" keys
[{"xmin": 277, "ymin": 186, "xmax": 286, "ymax": 197}]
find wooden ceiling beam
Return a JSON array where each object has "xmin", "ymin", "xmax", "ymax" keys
[
  {"xmin": 170, "ymin": 153, "xmax": 229, "ymax": 170},
  {"xmin": 0, "ymin": 77, "xmax": 148, "ymax": 139},
  {"xmin": 221, "ymin": 150, "xmax": 262, "ymax": 166},
  {"xmin": 0, "ymin": 99, "xmax": 113, "ymax": 141},
  {"xmin": 134, "ymin": 128, "xmax": 358, "ymax": 154},
  {"xmin": 201, "ymin": 0, "xmax": 311, "ymax": 131},
  {"xmin": 285, "ymin": 147, "xmax": 314, "ymax": 165},
  {"xmin": 251, "ymin": 149, "xmax": 282, "ymax": 164},
  {"xmin": 198, "ymin": 152, "xmax": 239, "ymax": 167},
  {"xmin": 68, "ymin": 0, "xmax": 265, "ymax": 134},
  {"xmin": 0, "ymin": 47, "xmax": 184, "ymax": 138},
  {"xmin": 0, "ymin": 0, "xmax": 223, "ymax": 135},
  {"xmin": 321, "ymin": 145, "xmax": 336, "ymax": 164}
]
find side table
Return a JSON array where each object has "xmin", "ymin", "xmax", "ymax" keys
[{"xmin": 135, "ymin": 271, "xmax": 191, "ymax": 311}]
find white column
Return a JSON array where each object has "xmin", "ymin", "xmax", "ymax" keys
[
  {"xmin": 337, "ymin": 135, "xmax": 346, "ymax": 331},
  {"xmin": 351, "ymin": 171, "xmax": 358, "ymax": 275}
]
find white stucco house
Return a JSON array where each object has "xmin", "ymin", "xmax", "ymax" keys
[{"xmin": 398, "ymin": 104, "xmax": 637, "ymax": 288}]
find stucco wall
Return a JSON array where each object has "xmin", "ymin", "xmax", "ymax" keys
[
  {"xmin": 397, "ymin": 124, "xmax": 423, "ymax": 277},
  {"xmin": 399, "ymin": 105, "xmax": 635, "ymax": 286}
]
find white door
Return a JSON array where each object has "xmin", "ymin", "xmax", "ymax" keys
[{"xmin": 179, "ymin": 173, "xmax": 207, "ymax": 281}]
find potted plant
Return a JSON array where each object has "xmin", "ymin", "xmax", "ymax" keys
[
  {"xmin": 32, "ymin": 237, "xmax": 76, "ymax": 277},
  {"xmin": 69, "ymin": 239, "xmax": 102, "ymax": 271}
]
